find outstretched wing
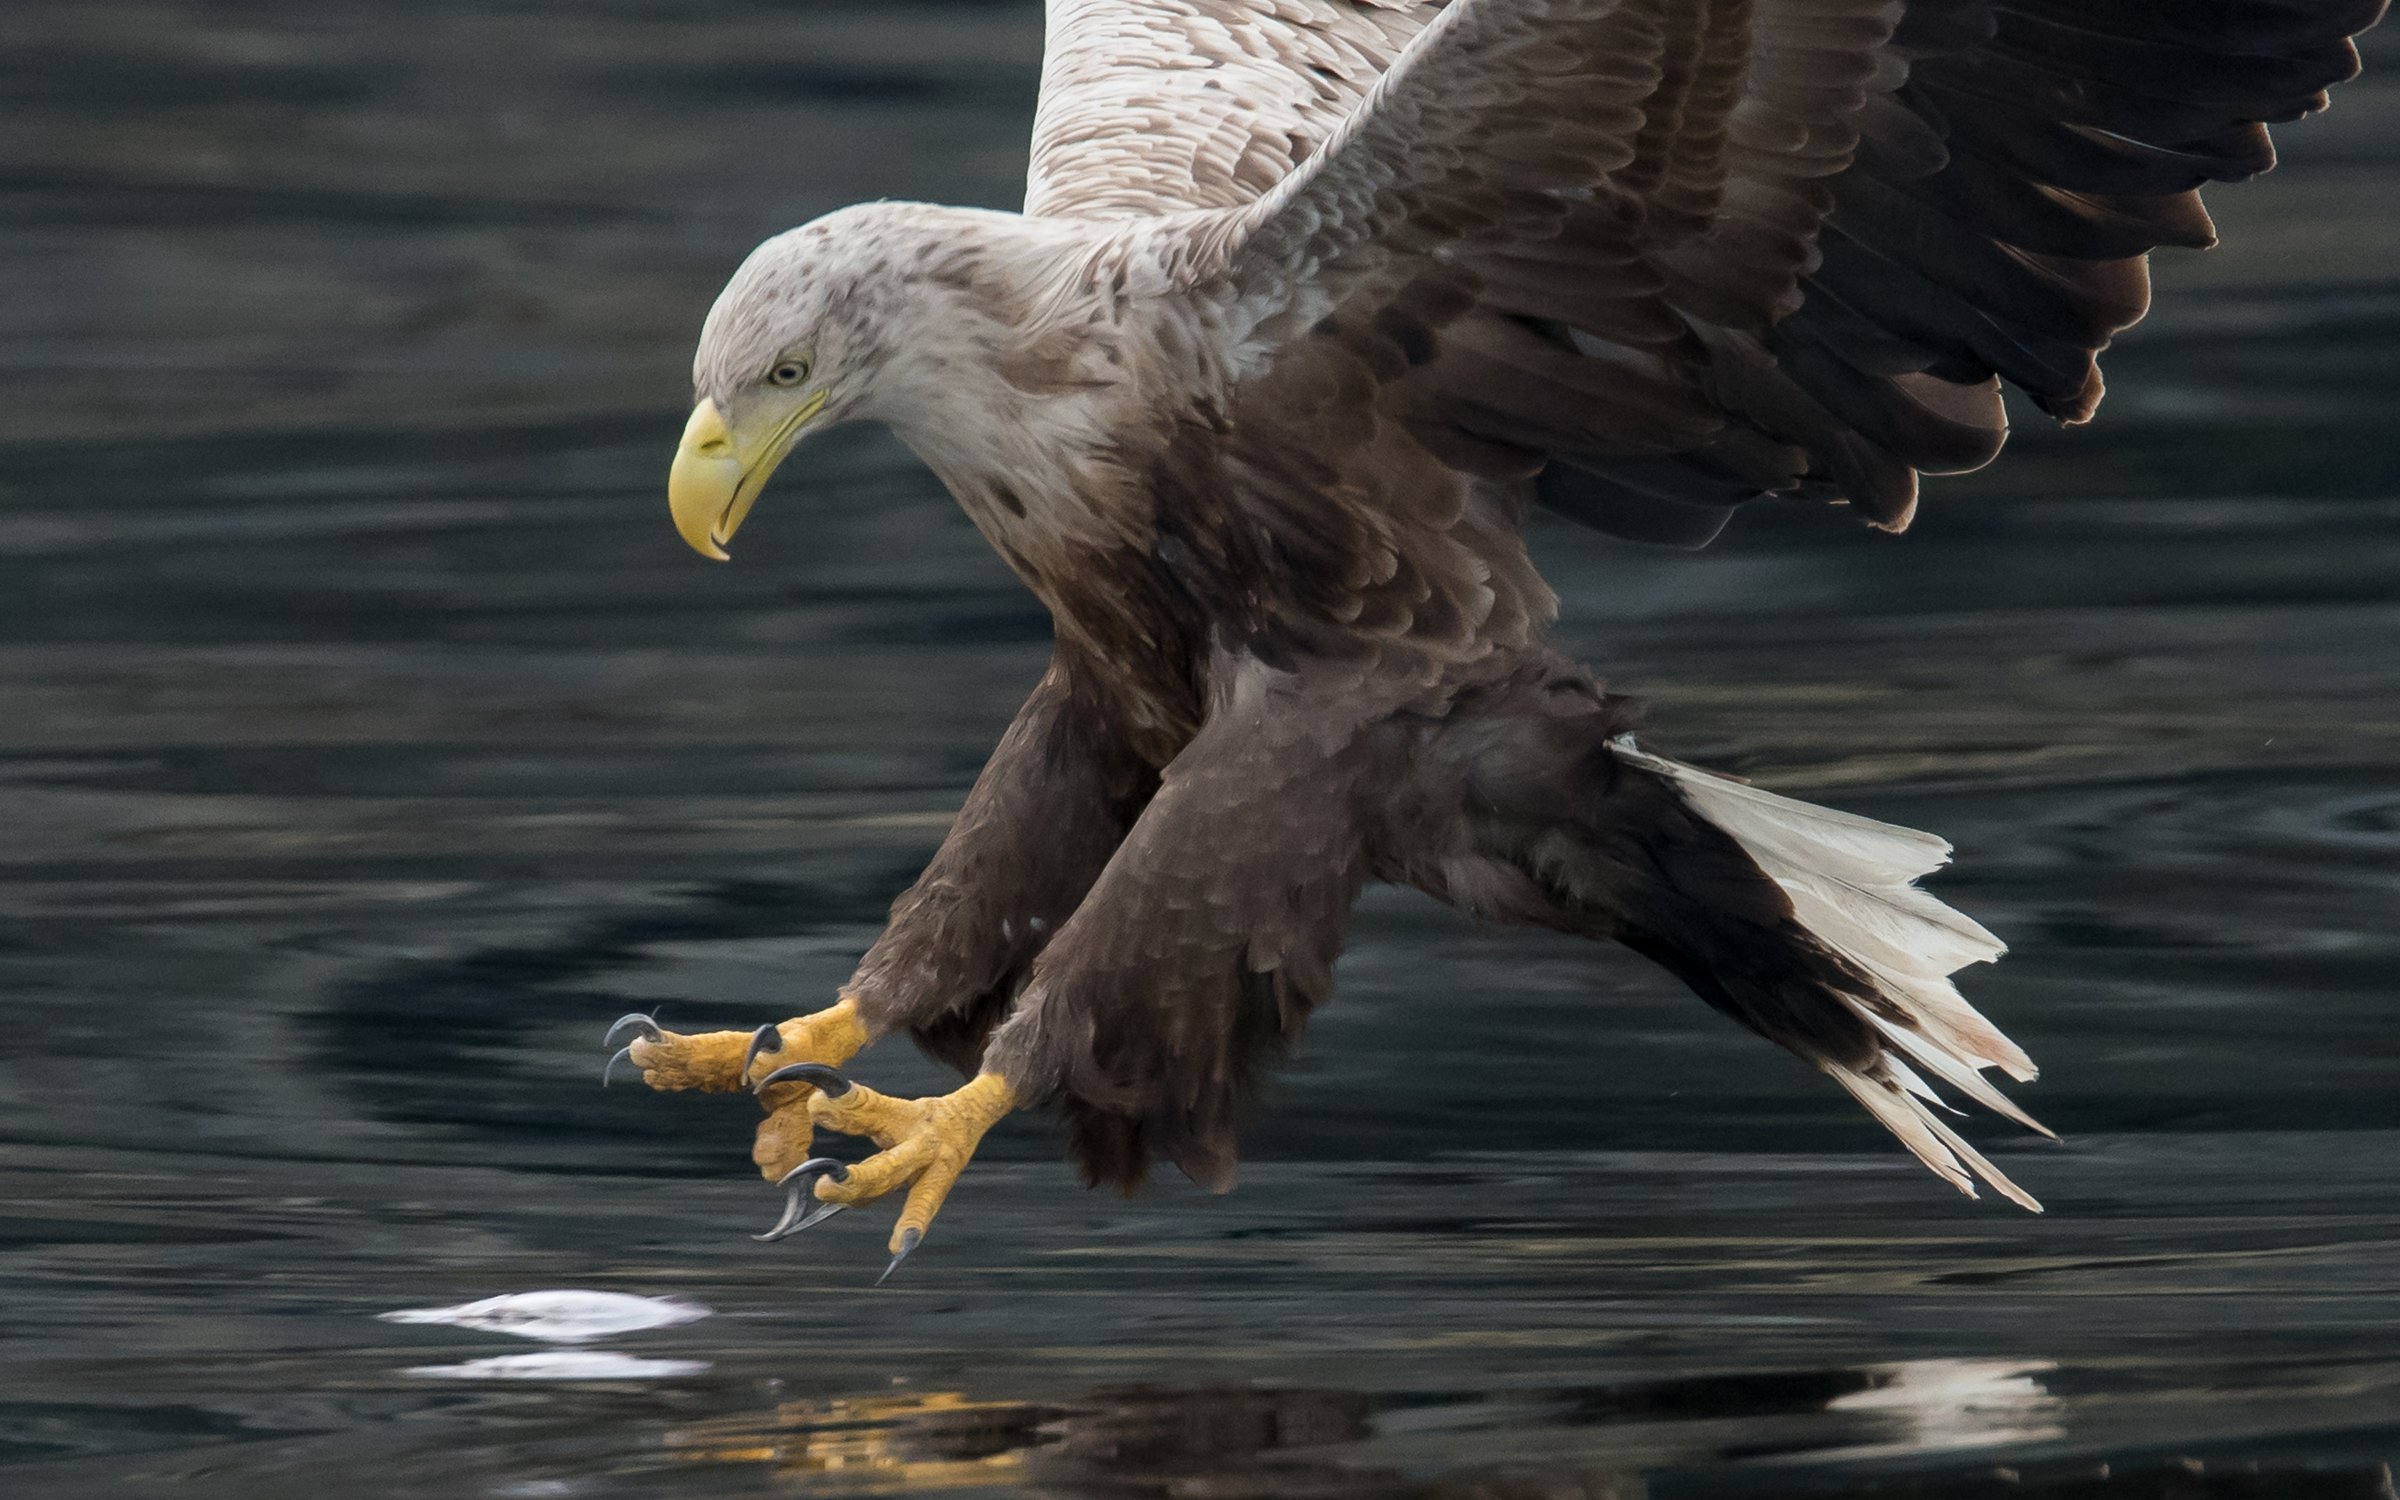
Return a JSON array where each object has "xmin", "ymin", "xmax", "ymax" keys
[
  {"xmin": 1163, "ymin": 0, "xmax": 2384, "ymax": 541},
  {"xmin": 1025, "ymin": 0, "xmax": 1444, "ymax": 219}
]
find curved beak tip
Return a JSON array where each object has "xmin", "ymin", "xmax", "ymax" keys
[
  {"xmin": 668, "ymin": 391, "xmax": 820, "ymax": 562},
  {"xmin": 668, "ymin": 399, "xmax": 746, "ymax": 562}
]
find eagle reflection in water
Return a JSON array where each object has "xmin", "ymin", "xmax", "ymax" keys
[{"xmin": 644, "ymin": 1360, "xmax": 2386, "ymax": 1498}]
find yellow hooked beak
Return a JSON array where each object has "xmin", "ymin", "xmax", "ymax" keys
[{"xmin": 667, "ymin": 391, "xmax": 826, "ymax": 561}]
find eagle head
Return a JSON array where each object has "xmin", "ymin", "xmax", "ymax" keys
[{"xmin": 670, "ymin": 201, "xmax": 1063, "ymax": 561}]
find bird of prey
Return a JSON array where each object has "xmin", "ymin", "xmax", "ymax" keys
[{"xmin": 605, "ymin": 0, "xmax": 2384, "ymax": 1274}]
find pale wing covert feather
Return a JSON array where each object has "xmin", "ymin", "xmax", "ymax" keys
[{"xmin": 1025, "ymin": 0, "xmax": 1444, "ymax": 220}]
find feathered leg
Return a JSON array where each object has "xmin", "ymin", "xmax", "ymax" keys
[
  {"xmin": 736, "ymin": 656, "xmax": 1383, "ymax": 1264},
  {"xmin": 603, "ymin": 649, "xmax": 1158, "ymax": 1224},
  {"xmin": 978, "ymin": 659, "xmax": 1387, "ymax": 1196}
]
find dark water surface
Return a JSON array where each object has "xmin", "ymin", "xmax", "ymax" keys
[{"xmin": 6, "ymin": 3, "xmax": 2400, "ymax": 1496}]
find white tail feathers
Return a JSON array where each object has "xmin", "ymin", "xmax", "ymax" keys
[{"xmin": 1618, "ymin": 743, "xmax": 2048, "ymax": 1212}]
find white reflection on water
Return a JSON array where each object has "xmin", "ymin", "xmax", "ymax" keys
[
  {"xmin": 379, "ymin": 1289, "xmax": 712, "ymax": 1342},
  {"xmin": 404, "ymin": 1350, "xmax": 713, "ymax": 1381},
  {"xmin": 1813, "ymin": 1357, "xmax": 2064, "ymax": 1460}
]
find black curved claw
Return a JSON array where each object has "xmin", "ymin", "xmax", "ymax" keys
[
  {"xmin": 603, "ymin": 1011, "xmax": 663, "ymax": 1048},
  {"xmin": 755, "ymin": 1157, "xmax": 852, "ymax": 1242},
  {"xmin": 876, "ymin": 1227, "xmax": 923, "ymax": 1286},
  {"xmin": 753, "ymin": 1061, "xmax": 852, "ymax": 1098},
  {"xmin": 740, "ymin": 1023, "xmax": 784, "ymax": 1086},
  {"xmin": 601, "ymin": 1013, "xmax": 664, "ymax": 1086}
]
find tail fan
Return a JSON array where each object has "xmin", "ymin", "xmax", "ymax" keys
[{"xmin": 1617, "ymin": 742, "xmax": 2049, "ymax": 1212}]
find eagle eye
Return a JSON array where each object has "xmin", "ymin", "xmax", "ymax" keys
[{"xmin": 767, "ymin": 358, "xmax": 812, "ymax": 388}]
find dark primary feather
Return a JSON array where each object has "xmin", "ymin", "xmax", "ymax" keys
[
  {"xmin": 1671, "ymin": 0, "xmax": 2381, "ymax": 518},
  {"xmin": 1182, "ymin": 0, "xmax": 2383, "ymax": 539}
]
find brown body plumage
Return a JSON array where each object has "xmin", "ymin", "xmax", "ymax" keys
[{"xmin": 635, "ymin": 0, "xmax": 2383, "ymax": 1237}]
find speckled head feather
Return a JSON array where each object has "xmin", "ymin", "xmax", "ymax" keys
[
  {"xmin": 689, "ymin": 200, "xmax": 1155, "ymax": 491},
  {"xmin": 692, "ymin": 203, "xmax": 992, "ymax": 424}
]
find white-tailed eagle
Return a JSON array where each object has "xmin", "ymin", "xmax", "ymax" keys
[{"xmin": 604, "ymin": 0, "xmax": 2384, "ymax": 1275}]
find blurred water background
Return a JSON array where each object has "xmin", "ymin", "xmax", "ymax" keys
[{"xmin": 4, "ymin": 2, "xmax": 2399, "ymax": 1495}]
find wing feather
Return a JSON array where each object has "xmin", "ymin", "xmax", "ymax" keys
[
  {"xmin": 1077, "ymin": 0, "xmax": 2382, "ymax": 537},
  {"xmin": 1026, "ymin": 0, "xmax": 1443, "ymax": 220}
]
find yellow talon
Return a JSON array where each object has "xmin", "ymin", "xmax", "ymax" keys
[
  {"xmin": 620, "ymin": 997, "xmax": 867, "ymax": 1095},
  {"xmin": 805, "ymin": 1073, "xmax": 1017, "ymax": 1258},
  {"xmin": 751, "ymin": 1101, "xmax": 822, "ymax": 1181},
  {"xmin": 739, "ymin": 999, "xmax": 873, "ymax": 1180},
  {"xmin": 618, "ymin": 1025, "xmax": 754, "ymax": 1092},
  {"xmin": 606, "ymin": 999, "xmax": 873, "ymax": 1182}
]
